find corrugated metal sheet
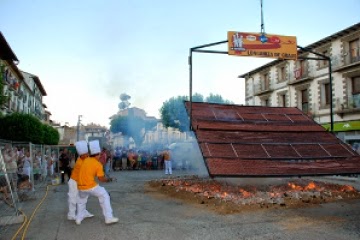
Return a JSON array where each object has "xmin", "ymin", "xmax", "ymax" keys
[{"xmin": 185, "ymin": 101, "xmax": 360, "ymax": 177}]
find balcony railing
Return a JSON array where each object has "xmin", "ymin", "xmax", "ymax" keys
[
  {"xmin": 17, "ymin": 90, "xmax": 24, "ymax": 98},
  {"xmin": 334, "ymin": 48, "xmax": 360, "ymax": 68},
  {"xmin": 288, "ymin": 67, "xmax": 314, "ymax": 85},
  {"xmin": 294, "ymin": 68, "xmax": 310, "ymax": 79},
  {"xmin": 254, "ymin": 82, "xmax": 272, "ymax": 95},
  {"xmin": 348, "ymin": 47, "xmax": 360, "ymax": 64},
  {"xmin": 337, "ymin": 94, "xmax": 360, "ymax": 111},
  {"xmin": 11, "ymin": 101, "xmax": 16, "ymax": 111}
]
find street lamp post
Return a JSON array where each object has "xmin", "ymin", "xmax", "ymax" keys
[{"xmin": 77, "ymin": 115, "xmax": 82, "ymax": 141}]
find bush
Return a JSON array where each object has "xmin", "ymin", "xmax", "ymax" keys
[{"xmin": 0, "ymin": 113, "xmax": 59, "ymax": 144}]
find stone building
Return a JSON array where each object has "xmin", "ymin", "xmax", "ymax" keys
[{"xmin": 239, "ymin": 22, "xmax": 360, "ymax": 146}]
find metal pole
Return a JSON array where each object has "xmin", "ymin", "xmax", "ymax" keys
[
  {"xmin": 193, "ymin": 49, "xmax": 228, "ymax": 54},
  {"xmin": 188, "ymin": 40, "xmax": 229, "ymax": 131},
  {"xmin": 297, "ymin": 45, "xmax": 334, "ymax": 132},
  {"xmin": 77, "ymin": 115, "xmax": 82, "ymax": 141},
  {"xmin": 189, "ymin": 49, "xmax": 193, "ymax": 130},
  {"xmin": 328, "ymin": 61, "xmax": 334, "ymax": 132},
  {"xmin": 192, "ymin": 40, "xmax": 228, "ymax": 50}
]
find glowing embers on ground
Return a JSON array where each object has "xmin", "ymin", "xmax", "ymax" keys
[{"xmin": 149, "ymin": 176, "xmax": 360, "ymax": 207}]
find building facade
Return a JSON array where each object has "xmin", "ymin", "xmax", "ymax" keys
[
  {"xmin": 240, "ymin": 23, "xmax": 360, "ymax": 146},
  {"xmin": 0, "ymin": 32, "xmax": 49, "ymax": 122}
]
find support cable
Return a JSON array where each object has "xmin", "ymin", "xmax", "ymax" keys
[{"xmin": 260, "ymin": 0, "xmax": 265, "ymax": 34}]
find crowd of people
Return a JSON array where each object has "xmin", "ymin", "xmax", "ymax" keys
[
  {"xmin": 0, "ymin": 143, "xmax": 174, "ymax": 204},
  {"xmin": 111, "ymin": 147, "xmax": 169, "ymax": 172},
  {"xmin": 0, "ymin": 144, "xmax": 43, "ymax": 200}
]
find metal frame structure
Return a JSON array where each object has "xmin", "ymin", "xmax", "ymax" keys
[{"xmin": 188, "ymin": 41, "xmax": 334, "ymax": 132}]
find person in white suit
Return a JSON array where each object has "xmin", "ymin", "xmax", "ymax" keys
[
  {"xmin": 67, "ymin": 140, "xmax": 94, "ymax": 221},
  {"xmin": 76, "ymin": 140, "xmax": 118, "ymax": 225}
]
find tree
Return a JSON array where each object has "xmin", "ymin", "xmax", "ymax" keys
[
  {"xmin": 206, "ymin": 93, "xmax": 233, "ymax": 104},
  {"xmin": 192, "ymin": 93, "xmax": 204, "ymax": 102},
  {"xmin": 42, "ymin": 124, "xmax": 60, "ymax": 145},
  {"xmin": 110, "ymin": 115, "xmax": 146, "ymax": 147},
  {"xmin": 160, "ymin": 93, "xmax": 233, "ymax": 131},
  {"xmin": 159, "ymin": 96, "xmax": 190, "ymax": 132}
]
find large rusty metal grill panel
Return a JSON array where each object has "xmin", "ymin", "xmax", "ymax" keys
[{"xmin": 185, "ymin": 101, "xmax": 360, "ymax": 177}]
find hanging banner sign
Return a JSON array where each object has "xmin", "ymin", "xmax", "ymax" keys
[{"xmin": 228, "ymin": 31, "xmax": 297, "ymax": 60}]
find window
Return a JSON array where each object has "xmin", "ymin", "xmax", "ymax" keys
[
  {"xmin": 264, "ymin": 99, "xmax": 270, "ymax": 106},
  {"xmin": 279, "ymin": 94, "xmax": 286, "ymax": 107},
  {"xmin": 278, "ymin": 66, "xmax": 286, "ymax": 82},
  {"xmin": 349, "ymin": 39, "xmax": 360, "ymax": 63},
  {"xmin": 324, "ymin": 83, "xmax": 330, "ymax": 105},
  {"xmin": 352, "ymin": 76, "xmax": 360, "ymax": 94},
  {"xmin": 262, "ymin": 73, "xmax": 270, "ymax": 90},
  {"xmin": 294, "ymin": 60, "xmax": 307, "ymax": 79},
  {"xmin": 352, "ymin": 76, "xmax": 360, "ymax": 108},
  {"xmin": 319, "ymin": 49, "xmax": 329, "ymax": 68},
  {"xmin": 301, "ymin": 89, "xmax": 309, "ymax": 113},
  {"xmin": 320, "ymin": 82, "xmax": 330, "ymax": 107}
]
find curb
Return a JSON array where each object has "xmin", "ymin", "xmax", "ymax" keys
[{"xmin": 0, "ymin": 214, "xmax": 25, "ymax": 226}]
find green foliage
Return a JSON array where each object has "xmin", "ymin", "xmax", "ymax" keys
[
  {"xmin": 42, "ymin": 124, "xmax": 60, "ymax": 145},
  {"xmin": 206, "ymin": 93, "xmax": 233, "ymax": 104},
  {"xmin": 159, "ymin": 92, "xmax": 233, "ymax": 131},
  {"xmin": 145, "ymin": 118, "xmax": 157, "ymax": 131},
  {"xmin": 110, "ymin": 115, "xmax": 146, "ymax": 147},
  {"xmin": 0, "ymin": 113, "xmax": 59, "ymax": 144},
  {"xmin": 192, "ymin": 93, "xmax": 204, "ymax": 102},
  {"xmin": 159, "ymin": 95, "xmax": 190, "ymax": 132}
]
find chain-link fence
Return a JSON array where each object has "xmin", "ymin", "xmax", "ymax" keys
[{"xmin": 0, "ymin": 139, "xmax": 63, "ymax": 237}]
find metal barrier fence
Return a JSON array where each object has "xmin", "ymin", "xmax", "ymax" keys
[{"xmin": 0, "ymin": 139, "xmax": 64, "ymax": 237}]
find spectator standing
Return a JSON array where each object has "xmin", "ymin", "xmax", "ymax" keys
[
  {"xmin": 112, "ymin": 147, "xmax": 121, "ymax": 171},
  {"xmin": 76, "ymin": 140, "xmax": 118, "ymax": 225},
  {"xmin": 99, "ymin": 147, "xmax": 111, "ymax": 178},
  {"xmin": 128, "ymin": 150, "xmax": 136, "ymax": 170},
  {"xmin": 59, "ymin": 148, "xmax": 71, "ymax": 184},
  {"xmin": 41, "ymin": 151, "xmax": 48, "ymax": 181},
  {"xmin": 47, "ymin": 151, "xmax": 55, "ymax": 178},
  {"xmin": 22, "ymin": 150, "xmax": 32, "ymax": 178},
  {"xmin": 0, "ymin": 175, "xmax": 9, "ymax": 201},
  {"xmin": 99, "ymin": 147, "xmax": 107, "ymax": 171},
  {"xmin": 2, "ymin": 145, "xmax": 18, "ymax": 190},
  {"xmin": 162, "ymin": 148, "xmax": 172, "ymax": 175},
  {"xmin": 121, "ymin": 149, "xmax": 128, "ymax": 170},
  {"xmin": 33, "ymin": 151, "xmax": 42, "ymax": 181},
  {"xmin": 105, "ymin": 149, "xmax": 112, "ymax": 178}
]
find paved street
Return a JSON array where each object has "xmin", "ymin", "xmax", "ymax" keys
[{"xmin": 2, "ymin": 170, "xmax": 360, "ymax": 240}]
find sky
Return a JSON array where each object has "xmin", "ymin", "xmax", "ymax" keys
[{"xmin": 1, "ymin": 0, "xmax": 359, "ymax": 127}]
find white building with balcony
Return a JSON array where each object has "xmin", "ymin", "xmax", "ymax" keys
[
  {"xmin": 1, "ymin": 32, "xmax": 49, "ymax": 123},
  {"xmin": 239, "ymin": 22, "xmax": 360, "ymax": 146}
]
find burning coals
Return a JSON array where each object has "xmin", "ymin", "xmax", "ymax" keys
[{"xmin": 148, "ymin": 176, "xmax": 360, "ymax": 209}]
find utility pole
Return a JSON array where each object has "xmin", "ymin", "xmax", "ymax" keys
[{"xmin": 77, "ymin": 115, "xmax": 82, "ymax": 141}]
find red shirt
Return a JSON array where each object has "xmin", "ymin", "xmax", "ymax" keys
[{"xmin": 99, "ymin": 151, "xmax": 107, "ymax": 166}]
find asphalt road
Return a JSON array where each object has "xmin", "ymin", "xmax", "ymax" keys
[{"xmin": 2, "ymin": 170, "xmax": 360, "ymax": 240}]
